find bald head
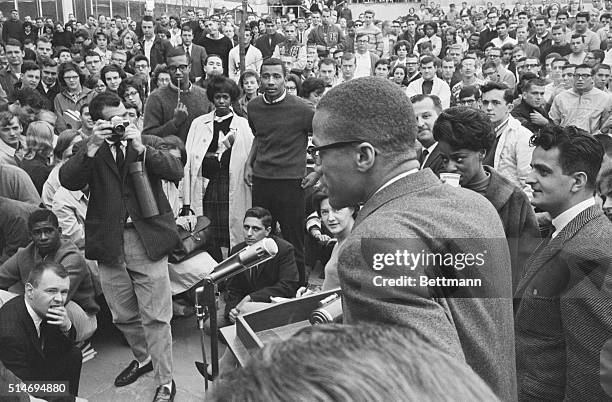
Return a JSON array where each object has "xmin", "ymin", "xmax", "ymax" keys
[{"xmin": 316, "ymin": 77, "xmax": 417, "ymax": 155}]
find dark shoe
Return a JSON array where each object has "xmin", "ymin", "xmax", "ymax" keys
[
  {"xmin": 114, "ymin": 360, "xmax": 153, "ymax": 387},
  {"xmin": 152, "ymin": 380, "xmax": 176, "ymax": 402}
]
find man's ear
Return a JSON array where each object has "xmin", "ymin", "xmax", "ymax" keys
[
  {"xmin": 570, "ymin": 171, "xmax": 589, "ymax": 193},
  {"xmin": 355, "ymin": 142, "xmax": 376, "ymax": 173}
]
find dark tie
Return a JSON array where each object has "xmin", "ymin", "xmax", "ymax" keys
[
  {"xmin": 114, "ymin": 141, "xmax": 124, "ymax": 170},
  {"xmin": 186, "ymin": 46, "xmax": 191, "ymax": 59},
  {"xmin": 419, "ymin": 149, "xmax": 429, "ymax": 166}
]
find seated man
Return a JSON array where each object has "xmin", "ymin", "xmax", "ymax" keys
[
  {"xmin": 207, "ymin": 324, "xmax": 500, "ymax": 401},
  {"xmin": 224, "ymin": 207, "xmax": 300, "ymax": 323},
  {"xmin": 0, "ymin": 209, "xmax": 99, "ymax": 342},
  {"xmin": 0, "ymin": 261, "xmax": 82, "ymax": 399}
]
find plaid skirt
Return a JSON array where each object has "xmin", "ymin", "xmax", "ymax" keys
[{"xmin": 203, "ymin": 163, "xmax": 230, "ymax": 248}]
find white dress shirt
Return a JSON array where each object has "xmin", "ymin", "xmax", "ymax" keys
[
  {"xmin": 25, "ymin": 299, "xmax": 43, "ymax": 337},
  {"xmin": 551, "ymin": 198, "xmax": 596, "ymax": 238}
]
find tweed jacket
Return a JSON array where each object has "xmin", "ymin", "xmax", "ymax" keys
[
  {"xmin": 59, "ymin": 135, "xmax": 183, "ymax": 264},
  {"xmin": 338, "ymin": 169, "xmax": 517, "ymax": 401},
  {"xmin": 515, "ymin": 205, "xmax": 612, "ymax": 401}
]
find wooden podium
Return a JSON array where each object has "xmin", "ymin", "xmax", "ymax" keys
[{"xmin": 220, "ymin": 288, "xmax": 342, "ymax": 366}]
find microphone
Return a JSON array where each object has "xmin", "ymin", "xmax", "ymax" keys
[{"xmin": 207, "ymin": 237, "xmax": 278, "ymax": 284}]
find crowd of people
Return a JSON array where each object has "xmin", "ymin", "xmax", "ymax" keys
[{"xmin": 0, "ymin": 0, "xmax": 611, "ymax": 401}]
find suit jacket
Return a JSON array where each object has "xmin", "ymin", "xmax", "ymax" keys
[
  {"xmin": 420, "ymin": 142, "xmax": 445, "ymax": 176},
  {"xmin": 515, "ymin": 205, "xmax": 612, "ymax": 401},
  {"xmin": 224, "ymin": 235, "xmax": 299, "ymax": 317},
  {"xmin": 0, "ymin": 296, "xmax": 76, "ymax": 396},
  {"xmin": 140, "ymin": 37, "xmax": 173, "ymax": 72},
  {"xmin": 36, "ymin": 82, "xmax": 60, "ymax": 109},
  {"xmin": 338, "ymin": 170, "xmax": 517, "ymax": 401},
  {"xmin": 58, "ymin": 136, "xmax": 183, "ymax": 264},
  {"xmin": 182, "ymin": 43, "xmax": 207, "ymax": 82}
]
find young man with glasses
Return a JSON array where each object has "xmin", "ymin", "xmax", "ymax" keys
[
  {"xmin": 143, "ymin": 47, "xmax": 211, "ymax": 143},
  {"xmin": 550, "ymin": 63, "xmax": 612, "ymax": 132},
  {"xmin": 487, "ymin": 47, "xmax": 516, "ymax": 90}
]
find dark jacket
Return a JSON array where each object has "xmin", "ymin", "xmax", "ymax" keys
[
  {"xmin": 479, "ymin": 27, "xmax": 497, "ymax": 49},
  {"xmin": 59, "ymin": 135, "xmax": 183, "ymax": 264},
  {"xmin": 515, "ymin": 205, "xmax": 612, "ymax": 401},
  {"xmin": 511, "ymin": 99, "xmax": 551, "ymax": 135},
  {"xmin": 139, "ymin": 37, "xmax": 173, "ymax": 72},
  {"xmin": 254, "ymin": 32, "xmax": 286, "ymax": 59},
  {"xmin": 2, "ymin": 20, "xmax": 23, "ymax": 42},
  {"xmin": 0, "ymin": 296, "xmax": 78, "ymax": 399},
  {"xmin": 20, "ymin": 155, "xmax": 53, "ymax": 195},
  {"xmin": 483, "ymin": 166, "xmax": 540, "ymax": 291},
  {"xmin": 421, "ymin": 142, "xmax": 445, "ymax": 176},
  {"xmin": 36, "ymin": 82, "xmax": 61, "ymax": 109},
  {"xmin": 224, "ymin": 235, "xmax": 300, "ymax": 317},
  {"xmin": 0, "ymin": 239, "xmax": 99, "ymax": 315}
]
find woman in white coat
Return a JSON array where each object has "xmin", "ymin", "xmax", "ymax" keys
[{"xmin": 183, "ymin": 76, "xmax": 254, "ymax": 250}]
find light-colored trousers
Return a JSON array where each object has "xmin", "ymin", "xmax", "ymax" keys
[{"xmin": 98, "ymin": 228, "xmax": 173, "ymax": 386}]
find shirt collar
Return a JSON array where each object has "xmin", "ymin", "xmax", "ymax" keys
[
  {"xmin": 263, "ymin": 89, "xmax": 287, "ymax": 104},
  {"xmin": 0, "ymin": 138, "xmax": 16, "ymax": 156},
  {"xmin": 24, "ymin": 298, "xmax": 43, "ymax": 336},
  {"xmin": 551, "ymin": 198, "xmax": 596, "ymax": 238},
  {"xmin": 494, "ymin": 118, "xmax": 509, "ymax": 137},
  {"xmin": 375, "ymin": 169, "xmax": 419, "ymax": 195},
  {"xmin": 105, "ymin": 139, "xmax": 128, "ymax": 147}
]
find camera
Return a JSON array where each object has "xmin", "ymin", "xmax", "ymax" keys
[{"xmin": 109, "ymin": 116, "xmax": 130, "ymax": 142}]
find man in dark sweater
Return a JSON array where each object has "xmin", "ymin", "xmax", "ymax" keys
[
  {"xmin": 143, "ymin": 47, "xmax": 211, "ymax": 142},
  {"xmin": 2, "ymin": 10, "xmax": 22, "ymax": 43},
  {"xmin": 254, "ymin": 18, "xmax": 286, "ymax": 59},
  {"xmin": 195, "ymin": 19, "xmax": 233, "ymax": 77},
  {"xmin": 245, "ymin": 58, "xmax": 315, "ymax": 286}
]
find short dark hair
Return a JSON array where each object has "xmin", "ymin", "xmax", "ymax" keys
[
  {"xmin": 576, "ymin": 11, "xmax": 590, "ymax": 21},
  {"xmin": 458, "ymin": 85, "xmax": 481, "ymax": 101},
  {"xmin": 590, "ymin": 49, "xmax": 605, "ymax": 63},
  {"xmin": 530, "ymin": 125, "xmax": 604, "ymax": 189},
  {"xmin": 10, "ymin": 88, "xmax": 46, "ymax": 109},
  {"xmin": 317, "ymin": 77, "xmax": 418, "ymax": 157},
  {"xmin": 89, "ymin": 91, "xmax": 122, "ymax": 121},
  {"xmin": 410, "ymin": 94, "xmax": 443, "ymax": 112},
  {"xmin": 480, "ymin": 82, "xmax": 514, "ymax": 104},
  {"xmin": 238, "ymin": 70, "xmax": 259, "ymax": 89},
  {"xmin": 21, "ymin": 60, "xmax": 40, "ymax": 75},
  {"xmin": 261, "ymin": 57, "xmax": 286, "ymax": 76},
  {"xmin": 27, "ymin": 260, "xmax": 68, "ymax": 289},
  {"xmin": 28, "ymin": 209, "xmax": 59, "ymax": 232},
  {"xmin": 433, "ymin": 106, "xmax": 495, "ymax": 152},
  {"xmin": 5, "ymin": 38, "xmax": 23, "ymax": 50},
  {"xmin": 206, "ymin": 75, "xmax": 241, "ymax": 102},
  {"xmin": 244, "ymin": 207, "xmax": 273, "ymax": 228},
  {"xmin": 300, "ymin": 77, "xmax": 325, "ymax": 98},
  {"xmin": 100, "ymin": 64, "xmax": 126, "ymax": 85},
  {"xmin": 118, "ymin": 76, "xmax": 146, "ymax": 103}
]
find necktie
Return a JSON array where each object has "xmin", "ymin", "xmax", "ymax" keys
[
  {"xmin": 186, "ymin": 46, "xmax": 191, "ymax": 59},
  {"xmin": 419, "ymin": 149, "xmax": 429, "ymax": 165},
  {"xmin": 114, "ymin": 141, "xmax": 124, "ymax": 170}
]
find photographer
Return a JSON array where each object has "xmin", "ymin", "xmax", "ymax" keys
[{"xmin": 59, "ymin": 92, "xmax": 183, "ymax": 402}]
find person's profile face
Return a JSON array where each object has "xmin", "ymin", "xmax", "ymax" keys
[
  {"xmin": 527, "ymin": 146, "xmax": 575, "ymax": 216},
  {"xmin": 243, "ymin": 217, "xmax": 270, "ymax": 245},
  {"xmin": 598, "ymin": 179, "xmax": 612, "ymax": 222}
]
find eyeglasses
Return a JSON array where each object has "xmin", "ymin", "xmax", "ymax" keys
[
  {"xmin": 63, "ymin": 75, "xmax": 79, "ymax": 80},
  {"xmin": 573, "ymin": 73, "xmax": 592, "ymax": 79},
  {"xmin": 308, "ymin": 140, "xmax": 366, "ymax": 164},
  {"xmin": 524, "ymin": 63, "xmax": 540, "ymax": 68},
  {"xmin": 125, "ymin": 90, "xmax": 139, "ymax": 97},
  {"xmin": 286, "ymin": 85, "xmax": 297, "ymax": 91},
  {"xmin": 168, "ymin": 64, "xmax": 188, "ymax": 73},
  {"xmin": 134, "ymin": 63, "xmax": 149, "ymax": 70}
]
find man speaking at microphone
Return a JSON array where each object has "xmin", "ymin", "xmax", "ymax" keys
[{"xmin": 224, "ymin": 207, "xmax": 300, "ymax": 323}]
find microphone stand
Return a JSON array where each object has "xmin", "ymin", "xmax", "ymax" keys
[{"xmin": 194, "ymin": 239, "xmax": 277, "ymax": 390}]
